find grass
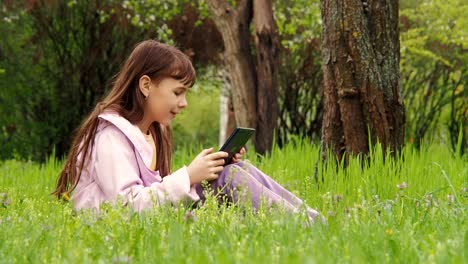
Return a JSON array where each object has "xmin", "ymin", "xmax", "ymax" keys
[{"xmin": 0, "ymin": 140, "xmax": 466, "ymax": 263}]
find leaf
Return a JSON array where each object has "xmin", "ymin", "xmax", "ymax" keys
[
  {"xmin": 454, "ymin": 85, "xmax": 464, "ymax": 96},
  {"xmin": 450, "ymin": 70, "xmax": 462, "ymax": 83}
]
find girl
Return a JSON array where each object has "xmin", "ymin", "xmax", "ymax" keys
[{"xmin": 54, "ymin": 40, "xmax": 320, "ymax": 223}]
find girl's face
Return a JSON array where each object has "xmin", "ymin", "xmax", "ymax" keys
[{"xmin": 145, "ymin": 77, "xmax": 189, "ymax": 126}]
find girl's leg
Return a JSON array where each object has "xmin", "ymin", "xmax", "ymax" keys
[
  {"xmin": 195, "ymin": 161, "xmax": 320, "ymax": 222},
  {"xmin": 233, "ymin": 161, "xmax": 307, "ymax": 208}
]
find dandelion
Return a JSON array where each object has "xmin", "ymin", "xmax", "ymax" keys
[
  {"xmin": 62, "ymin": 192, "xmax": 70, "ymax": 202},
  {"xmin": 385, "ymin": 229, "xmax": 394, "ymax": 236},
  {"xmin": 446, "ymin": 194, "xmax": 454, "ymax": 204},
  {"xmin": 397, "ymin": 182, "xmax": 407, "ymax": 190}
]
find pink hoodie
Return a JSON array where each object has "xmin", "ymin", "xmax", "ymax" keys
[{"xmin": 71, "ymin": 111, "xmax": 200, "ymax": 211}]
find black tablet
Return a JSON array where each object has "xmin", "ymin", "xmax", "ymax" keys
[{"xmin": 219, "ymin": 127, "xmax": 255, "ymax": 165}]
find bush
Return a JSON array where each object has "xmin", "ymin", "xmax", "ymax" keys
[{"xmin": 400, "ymin": 0, "xmax": 467, "ymax": 153}]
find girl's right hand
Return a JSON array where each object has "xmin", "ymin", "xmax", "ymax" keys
[{"xmin": 187, "ymin": 148, "xmax": 228, "ymax": 185}]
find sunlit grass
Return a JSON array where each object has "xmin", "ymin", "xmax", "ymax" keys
[{"xmin": 0, "ymin": 141, "xmax": 466, "ymax": 263}]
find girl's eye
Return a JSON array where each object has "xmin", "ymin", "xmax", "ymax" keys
[{"xmin": 174, "ymin": 92, "xmax": 182, "ymax": 96}]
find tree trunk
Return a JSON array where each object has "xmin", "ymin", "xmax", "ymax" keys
[
  {"xmin": 206, "ymin": 0, "xmax": 280, "ymax": 154},
  {"xmin": 253, "ymin": 0, "xmax": 280, "ymax": 153},
  {"xmin": 206, "ymin": 0, "xmax": 257, "ymax": 131},
  {"xmin": 321, "ymin": 0, "xmax": 405, "ymax": 161}
]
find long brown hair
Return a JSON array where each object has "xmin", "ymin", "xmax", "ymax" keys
[{"xmin": 53, "ymin": 40, "xmax": 196, "ymax": 199}]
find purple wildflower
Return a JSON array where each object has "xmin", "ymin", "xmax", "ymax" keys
[
  {"xmin": 397, "ymin": 182, "xmax": 407, "ymax": 190},
  {"xmin": 183, "ymin": 211, "xmax": 197, "ymax": 222}
]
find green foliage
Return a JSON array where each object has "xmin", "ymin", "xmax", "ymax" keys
[
  {"xmin": 0, "ymin": 6, "xmax": 36, "ymax": 160},
  {"xmin": 400, "ymin": 0, "xmax": 467, "ymax": 152},
  {"xmin": 0, "ymin": 1, "xmax": 190, "ymax": 161},
  {"xmin": 122, "ymin": 0, "xmax": 190, "ymax": 43},
  {"xmin": 274, "ymin": 1, "xmax": 324, "ymax": 145},
  {"xmin": 274, "ymin": 0, "xmax": 321, "ymax": 52},
  {"xmin": 0, "ymin": 142, "xmax": 466, "ymax": 262}
]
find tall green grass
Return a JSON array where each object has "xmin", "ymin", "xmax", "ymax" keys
[{"xmin": 0, "ymin": 141, "xmax": 466, "ymax": 263}]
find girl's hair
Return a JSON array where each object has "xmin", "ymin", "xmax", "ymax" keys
[{"xmin": 53, "ymin": 40, "xmax": 196, "ymax": 199}]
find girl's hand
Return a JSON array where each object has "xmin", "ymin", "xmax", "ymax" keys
[
  {"xmin": 231, "ymin": 147, "xmax": 246, "ymax": 164},
  {"xmin": 187, "ymin": 148, "xmax": 228, "ymax": 185}
]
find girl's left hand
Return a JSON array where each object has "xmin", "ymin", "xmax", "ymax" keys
[{"xmin": 231, "ymin": 147, "xmax": 246, "ymax": 164}]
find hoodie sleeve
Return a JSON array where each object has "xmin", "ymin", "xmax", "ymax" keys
[{"xmin": 93, "ymin": 125, "xmax": 199, "ymax": 211}]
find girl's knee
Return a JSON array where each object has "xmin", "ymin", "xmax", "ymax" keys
[
  {"xmin": 232, "ymin": 160, "xmax": 255, "ymax": 171},
  {"xmin": 220, "ymin": 163, "xmax": 250, "ymax": 185}
]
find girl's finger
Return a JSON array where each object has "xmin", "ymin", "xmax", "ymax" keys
[
  {"xmin": 200, "ymin": 148, "xmax": 214, "ymax": 156},
  {"xmin": 208, "ymin": 173, "xmax": 219, "ymax": 181},
  {"xmin": 214, "ymin": 158, "xmax": 226, "ymax": 166},
  {"xmin": 207, "ymin": 151, "xmax": 228, "ymax": 160},
  {"xmin": 211, "ymin": 166, "xmax": 224, "ymax": 174},
  {"xmin": 240, "ymin": 147, "xmax": 246, "ymax": 154}
]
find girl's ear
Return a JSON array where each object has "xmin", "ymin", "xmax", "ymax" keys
[{"xmin": 139, "ymin": 75, "xmax": 151, "ymax": 98}]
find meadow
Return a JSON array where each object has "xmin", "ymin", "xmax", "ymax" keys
[{"xmin": 0, "ymin": 140, "xmax": 466, "ymax": 263}]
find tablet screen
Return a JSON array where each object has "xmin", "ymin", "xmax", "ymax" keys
[{"xmin": 219, "ymin": 127, "xmax": 255, "ymax": 165}]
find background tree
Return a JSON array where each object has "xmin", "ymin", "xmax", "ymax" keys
[
  {"xmin": 204, "ymin": 0, "xmax": 280, "ymax": 154},
  {"xmin": 320, "ymin": 0, "xmax": 405, "ymax": 161}
]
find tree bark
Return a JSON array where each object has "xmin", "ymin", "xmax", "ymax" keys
[
  {"xmin": 321, "ymin": 0, "xmax": 405, "ymax": 161},
  {"xmin": 206, "ymin": 0, "xmax": 280, "ymax": 154},
  {"xmin": 253, "ymin": 0, "xmax": 280, "ymax": 153},
  {"xmin": 206, "ymin": 0, "xmax": 257, "ymax": 131}
]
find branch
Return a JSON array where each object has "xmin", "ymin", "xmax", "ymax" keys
[{"xmin": 205, "ymin": 0, "xmax": 234, "ymax": 19}]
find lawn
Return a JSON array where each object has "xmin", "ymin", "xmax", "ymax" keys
[{"xmin": 0, "ymin": 140, "xmax": 466, "ymax": 263}]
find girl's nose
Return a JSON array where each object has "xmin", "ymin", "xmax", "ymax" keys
[{"xmin": 179, "ymin": 97, "xmax": 188, "ymax": 108}]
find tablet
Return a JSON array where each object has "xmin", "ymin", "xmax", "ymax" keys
[{"xmin": 219, "ymin": 127, "xmax": 255, "ymax": 165}]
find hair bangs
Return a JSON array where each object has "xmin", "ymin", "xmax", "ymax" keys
[{"xmin": 168, "ymin": 53, "xmax": 196, "ymax": 87}]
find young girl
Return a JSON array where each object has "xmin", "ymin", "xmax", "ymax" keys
[{"xmin": 54, "ymin": 40, "xmax": 320, "ymax": 223}]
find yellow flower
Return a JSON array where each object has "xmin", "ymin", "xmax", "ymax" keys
[
  {"xmin": 62, "ymin": 192, "xmax": 70, "ymax": 202},
  {"xmin": 385, "ymin": 229, "xmax": 394, "ymax": 236}
]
